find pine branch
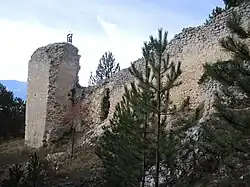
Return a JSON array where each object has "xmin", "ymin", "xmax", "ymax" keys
[{"xmin": 226, "ymin": 11, "xmax": 250, "ymax": 39}]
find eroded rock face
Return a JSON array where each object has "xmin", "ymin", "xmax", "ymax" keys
[{"xmin": 25, "ymin": 42, "xmax": 81, "ymax": 148}]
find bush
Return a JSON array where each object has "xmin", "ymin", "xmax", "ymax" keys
[
  {"xmin": 0, "ymin": 83, "xmax": 25, "ymax": 139},
  {"xmin": 2, "ymin": 152, "xmax": 49, "ymax": 187}
]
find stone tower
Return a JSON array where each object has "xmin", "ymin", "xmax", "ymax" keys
[{"xmin": 25, "ymin": 42, "xmax": 81, "ymax": 148}]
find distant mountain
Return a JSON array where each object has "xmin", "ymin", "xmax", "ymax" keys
[{"xmin": 0, "ymin": 80, "xmax": 27, "ymax": 101}]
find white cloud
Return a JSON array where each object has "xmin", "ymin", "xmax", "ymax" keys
[
  {"xmin": 96, "ymin": 14, "xmax": 144, "ymax": 67},
  {"xmin": 0, "ymin": 19, "xmax": 66, "ymax": 82},
  {"xmin": 0, "ymin": 16, "xmax": 145, "ymax": 86},
  {"xmin": 1, "ymin": 0, "xmax": 216, "ymax": 87}
]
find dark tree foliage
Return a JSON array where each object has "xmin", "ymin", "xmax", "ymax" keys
[
  {"xmin": 24, "ymin": 153, "xmax": 44, "ymax": 187},
  {"xmin": 0, "ymin": 83, "xmax": 25, "ymax": 139},
  {"xmin": 223, "ymin": 0, "xmax": 249, "ymax": 9},
  {"xmin": 2, "ymin": 153, "xmax": 45, "ymax": 187},
  {"xmin": 89, "ymin": 52, "xmax": 120, "ymax": 86},
  {"xmin": 96, "ymin": 91, "xmax": 145, "ymax": 187},
  {"xmin": 129, "ymin": 28, "xmax": 182, "ymax": 187},
  {"xmin": 96, "ymin": 28, "xmax": 183, "ymax": 187},
  {"xmin": 2, "ymin": 164, "xmax": 24, "ymax": 187},
  {"xmin": 205, "ymin": 6, "xmax": 224, "ymax": 25},
  {"xmin": 128, "ymin": 42, "xmax": 155, "ymax": 187},
  {"xmin": 160, "ymin": 103, "xmax": 206, "ymax": 186},
  {"xmin": 199, "ymin": 11, "xmax": 250, "ymax": 185},
  {"xmin": 204, "ymin": 0, "xmax": 249, "ymax": 25},
  {"xmin": 97, "ymin": 29, "xmax": 197, "ymax": 187}
]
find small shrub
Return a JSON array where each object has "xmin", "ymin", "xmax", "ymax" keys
[
  {"xmin": 2, "ymin": 152, "xmax": 48, "ymax": 187},
  {"xmin": 2, "ymin": 164, "xmax": 24, "ymax": 187},
  {"xmin": 24, "ymin": 152, "xmax": 44, "ymax": 187}
]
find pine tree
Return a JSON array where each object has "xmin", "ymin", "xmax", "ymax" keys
[
  {"xmin": 24, "ymin": 153, "xmax": 43, "ymax": 187},
  {"xmin": 89, "ymin": 51, "xmax": 120, "ymax": 86},
  {"xmin": 129, "ymin": 28, "xmax": 182, "ymax": 187},
  {"xmin": 127, "ymin": 41, "xmax": 155, "ymax": 187},
  {"xmin": 88, "ymin": 72, "xmax": 95, "ymax": 86},
  {"xmin": 124, "ymin": 83, "xmax": 157, "ymax": 187},
  {"xmin": 205, "ymin": 6, "xmax": 224, "ymax": 25},
  {"xmin": 0, "ymin": 83, "xmax": 25, "ymax": 139},
  {"xmin": 96, "ymin": 91, "xmax": 144, "ymax": 187},
  {"xmin": 2, "ymin": 153, "xmax": 45, "ymax": 187},
  {"xmin": 2, "ymin": 164, "xmax": 24, "ymax": 187},
  {"xmin": 204, "ymin": 0, "xmax": 249, "ymax": 26},
  {"xmin": 199, "ymin": 10, "xmax": 250, "ymax": 185},
  {"xmin": 163, "ymin": 103, "xmax": 208, "ymax": 186},
  {"xmin": 97, "ymin": 29, "xmax": 210, "ymax": 186},
  {"xmin": 223, "ymin": 0, "xmax": 247, "ymax": 9},
  {"xmin": 95, "ymin": 39, "xmax": 157, "ymax": 187}
]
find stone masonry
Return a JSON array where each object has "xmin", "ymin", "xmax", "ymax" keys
[
  {"xmin": 77, "ymin": 3, "xmax": 250, "ymax": 144},
  {"xmin": 25, "ymin": 3, "xmax": 250, "ymax": 148},
  {"xmin": 25, "ymin": 43, "xmax": 80, "ymax": 148}
]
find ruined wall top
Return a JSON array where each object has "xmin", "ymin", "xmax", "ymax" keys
[
  {"xmin": 105, "ymin": 3, "xmax": 250, "ymax": 89},
  {"xmin": 78, "ymin": 3, "xmax": 250, "ymax": 144},
  {"xmin": 31, "ymin": 42, "xmax": 80, "ymax": 64}
]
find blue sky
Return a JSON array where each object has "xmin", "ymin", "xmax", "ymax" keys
[{"xmin": 0, "ymin": 0, "xmax": 224, "ymax": 86}]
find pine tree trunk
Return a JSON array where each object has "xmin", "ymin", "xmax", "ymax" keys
[
  {"xmin": 155, "ymin": 114, "xmax": 161, "ymax": 187},
  {"xmin": 155, "ymin": 60, "xmax": 162, "ymax": 187},
  {"xmin": 142, "ymin": 114, "xmax": 148, "ymax": 187}
]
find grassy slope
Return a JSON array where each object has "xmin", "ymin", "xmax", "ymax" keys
[{"xmin": 0, "ymin": 138, "xmax": 102, "ymax": 186}]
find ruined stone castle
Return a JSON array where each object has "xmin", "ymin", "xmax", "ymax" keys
[{"xmin": 25, "ymin": 3, "xmax": 250, "ymax": 148}]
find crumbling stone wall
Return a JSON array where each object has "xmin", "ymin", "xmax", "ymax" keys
[
  {"xmin": 25, "ymin": 3, "xmax": 250, "ymax": 148},
  {"xmin": 25, "ymin": 43, "xmax": 80, "ymax": 148},
  {"xmin": 78, "ymin": 3, "xmax": 250, "ymax": 142},
  {"xmin": 164, "ymin": 3, "xmax": 249, "ymax": 109}
]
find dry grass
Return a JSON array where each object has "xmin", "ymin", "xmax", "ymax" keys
[
  {"xmin": 58, "ymin": 145, "xmax": 101, "ymax": 176},
  {"xmin": 0, "ymin": 138, "xmax": 30, "ymax": 166},
  {"xmin": 0, "ymin": 138, "xmax": 49, "ymax": 165},
  {"xmin": 0, "ymin": 138, "xmax": 102, "ymax": 185}
]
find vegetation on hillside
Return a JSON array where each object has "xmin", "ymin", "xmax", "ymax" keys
[
  {"xmin": 198, "ymin": 10, "xmax": 250, "ymax": 185},
  {"xmin": 2, "ymin": 152, "xmax": 47, "ymax": 187},
  {"xmin": 223, "ymin": 0, "xmax": 249, "ymax": 8},
  {"xmin": 205, "ymin": 6, "xmax": 224, "ymax": 25},
  {"xmin": 128, "ymin": 29, "xmax": 183, "ymax": 187},
  {"xmin": 89, "ymin": 51, "xmax": 120, "ymax": 86},
  {"xmin": 205, "ymin": 0, "xmax": 248, "ymax": 25},
  {"xmin": 0, "ymin": 83, "xmax": 25, "ymax": 140}
]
